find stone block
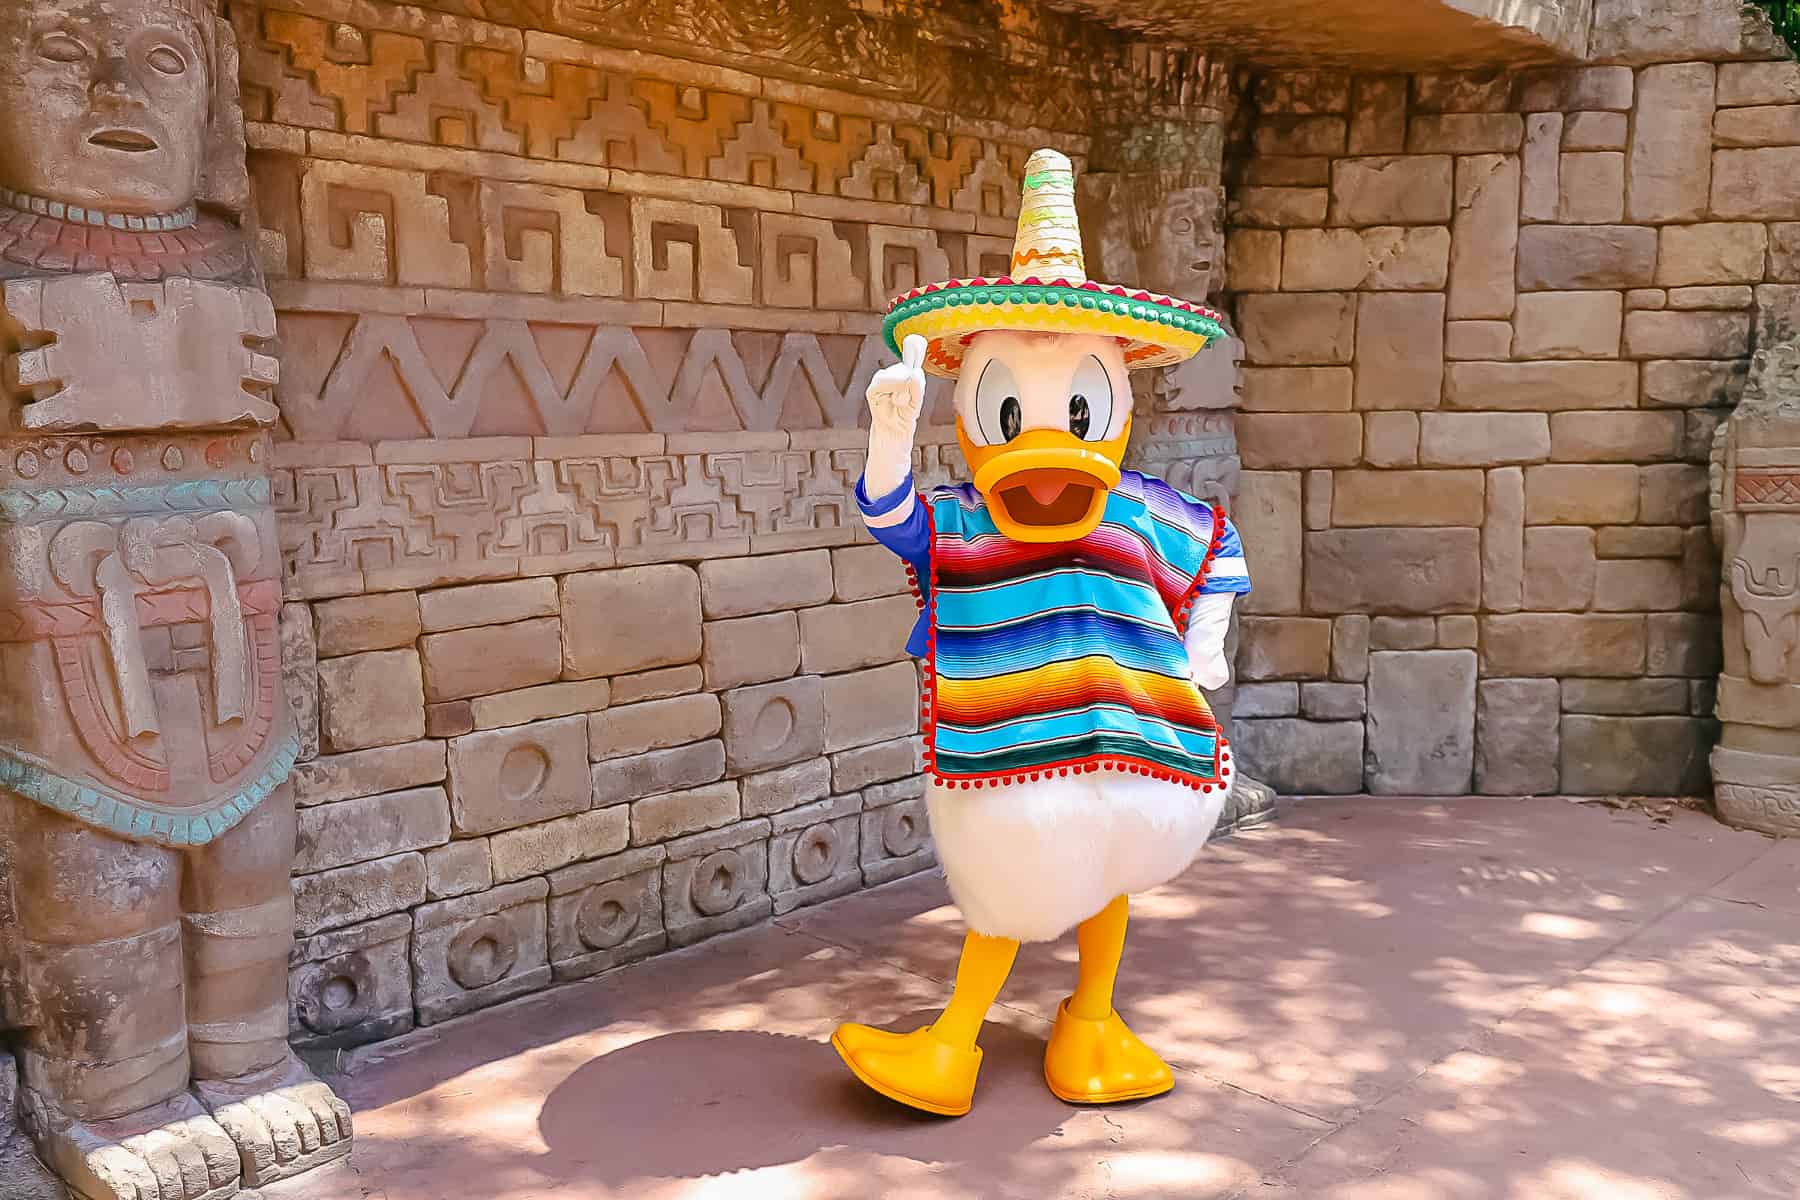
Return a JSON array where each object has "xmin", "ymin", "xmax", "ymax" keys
[
  {"xmin": 279, "ymin": 602, "xmax": 319, "ymax": 762},
  {"xmin": 424, "ymin": 839, "xmax": 492, "ymax": 900},
  {"xmin": 1656, "ymin": 223, "xmax": 1768, "ymax": 287},
  {"xmin": 1331, "ymin": 155, "xmax": 1453, "ymax": 226},
  {"xmin": 860, "ymin": 794, "xmax": 936, "ymax": 885},
  {"xmin": 630, "ymin": 781, "xmax": 740, "ymax": 845},
  {"xmin": 1227, "ymin": 228, "xmax": 1284, "ymax": 292},
  {"xmin": 1482, "ymin": 614, "xmax": 1647, "ymax": 677},
  {"xmin": 1418, "ymin": 413, "xmax": 1551, "ymax": 467},
  {"xmin": 1366, "ymin": 650, "xmax": 1477, "ymax": 794},
  {"xmin": 768, "ymin": 795, "xmax": 863, "ymax": 914},
  {"xmin": 1550, "ymin": 411, "xmax": 1684, "ymax": 464},
  {"xmin": 1448, "ymin": 154, "xmax": 1520, "ymax": 320},
  {"xmin": 1240, "ymin": 367, "xmax": 1354, "ymax": 413},
  {"xmin": 823, "ymin": 663, "xmax": 918, "ymax": 752},
  {"xmin": 1371, "ymin": 617, "xmax": 1437, "ymax": 650},
  {"xmin": 1484, "ymin": 467, "xmax": 1525, "ymax": 613},
  {"xmin": 1627, "ymin": 289, "xmax": 1668, "ymax": 311},
  {"xmin": 1330, "ymin": 469, "xmax": 1484, "ymax": 527},
  {"xmin": 1444, "ymin": 321, "xmax": 1513, "ymax": 360},
  {"xmin": 1238, "ymin": 414, "xmax": 1363, "ymax": 469},
  {"xmin": 447, "ymin": 715, "xmax": 591, "ymax": 835},
  {"xmin": 1522, "ymin": 113, "xmax": 1561, "ymax": 223},
  {"xmin": 1627, "ymin": 64, "xmax": 1715, "ymax": 223},
  {"xmin": 1638, "ymin": 463, "xmax": 1710, "ymax": 525},
  {"xmin": 1407, "ymin": 113, "xmax": 1522, "ymax": 155},
  {"xmin": 1445, "ymin": 362, "xmax": 1638, "ymax": 411},
  {"xmin": 1597, "ymin": 526, "xmax": 1686, "ymax": 559},
  {"xmin": 1517, "ymin": 226, "xmax": 1657, "ymax": 290},
  {"xmin": 1236, "ymin": 471, "xmax": 1303, "ymax": 615},
  {"xmin": 1589, "ymin": 1, "xmax": 1750, "ymax": 63},
  {"xmin": 468, "ymin": 678, "xmax": 611, "ymax": 731},
  {"xmin": 1300, "ymin": 681, "xmax": 1366, "ymax": 720},
  {"xmin": 1305, "ymin": 471, "xmax": 1333, "ymax": 532},
  {"xmin": 1519, "ymin": 66, "xmax": 1635, "ymax": 113},
  {"xmin": 1648, "ymin": 613, "xmax": 1721, "ymax": 677},
  {"xmin": 798, "ymin": 596, "xmax": 916, "ymax": 674},
  {"xmin": 1712, "ymin": 147, "xmax": 1800, "ymax": 219},
  {"xmin": 426, "ymin": 701, "xmax": 474, "ymax": 739},
  {"xmin": 561, "ymin": 565, "xmax": 701, "ymax": 678},
  {"xmin": 412, "ymin": 878, "xmax": 550, "ymax": 1024},
  {"xmin": 1563, "ymin": 679, "xmax": 1691, "ymax": 715},
  {"xmin": 293, "ymin": 852, "xmax": 427, "ymax": 937},
  {"xmin": 1512, "ymin": 292, "xmax": 1623, "ymax": 360},
  {"xmin": 1235, "ymin": 682, "xmax": 1300, "ymax": 718},
  {"xmin": 722, "ymin": 676, "xmax": 827, "ymax": 773},
  {"xmin": 592, "ymin": 740, "xmax": 728, "ymax": 808},
  {"xmin": 699, "ymin": 551, "xmax": 835, "ymax": 618},
  {"xmin": 1247, "ymin": 157, "xmax": 1333, "ymax": 187},
  {"xmin": 611, "ymin": 665, "xmax": 705, "ymax": 705},
  {"xmin": 418, "ymin": 578, "xmax": 556, "ymax": 633},
  {"xmin": 1238, "ymin": 293, "xmax": 1357, "ymax": 366},
  {"xmin": 295, "ymin": 786, "xmax": 452, "ymax": 875},
  {"xmin": 1474, "ymin": 679, "xmax": 1561, "ymax": 795},
  {"xmin": 1524, "ymin": 464, "xmax": 1639, "ymax": 524},
  {"xmin": 547, "ymin": 847, "xmax": 668, "ymax": 982},
  {"xmin": 1523, "ymin": 527, "xmax": 1598, "ymax": 611},
  {"xmin": 1331, "ymin": 615, "xmax": 1371, "ymax": 681},
  {"xmin": 315, "ymin": 592, "xmax": 421, "ymax": 658},
  {"xmin": 1772, "ymin": 223, "xmax": 1800, "ymax": 282},
  {"xmin": 702, "ymin": 612, "xmax": 800, "ymax": 690},
  {"xmin": 1560, "ymin": 716, "xmax": 1712, "ymax": 796},
  {"xmin": 491, "ymin": 807, "xmax": 630, "ymax": 882},
  {"xmin": 1255, "ymin": 115, "xmax": 1348, "ymax": 156},
  {"xmin": 289, "ymin": 914, "xmax": 414, "ymax": 1051},
  {"xmin": 1667, "ymin": 285, "xmax": 1754, "ymax": 311},
  {"xmin": 1557, "ymin": 152, "xmax": 1626, "ymax": 224},
  {"xmin": 421, "ymin": 617, "xmax": 562, "ymax": 703},
  {"xmin": 1353, "ymin": 293, "xmax": 1445, "ymax": 410},
  {"xmin": 1716, "ymin": 104, "xmax": 1800, "ymax": 147},
  {"xmin": 1438, "ymin": 615, "xmax": 1480, "ymax": 649},
  {"xmin": 1236, "ymin": 617, "xmax": 1333, "ymax": 680},
  {"xmin": 742, "ymin": 756, "xmax": 834, "ymax": 818},
  {"xmin": 1233, "ymin": 718, "xmax": 1364, "ymax": 794},
  {"xmin": 1563, "ymin": 111, "xmax": 1629, "ymax": 151},
  {"xmin": 832, "ymin": 737, "xmax": 923, "ymax": 794},
  {"xmin": 1280, "ymin": 227, "xmax": 1448, "ymax": 292},
  {"xmin": 318, "ymin": 649, "xmax": 426, "ymax": 752},
  {"xmin": 1347, "ymin": 75, "xmax": 1407, "ymax": 152},
  {"xmin": 832, "ymin": 545, "xmax": 910, "ymax": 603},
  {"xmin": 1717, "ymin": 61, "xmax": 1800, "ymax": 106},
  {"xmin": 293, "ymin": 740, "xmax": 447, "ymax": 808},
  {"xmin": 591, "ymin": 693, "xmax": 721, "ymax": 760},
  {"xmin": 663, "ymin": 820, "xmax": 775, "ymax": 946},
  {"xmin": 1363, "ymin": 412, "xmax": 1421, "ymax": 467},
  {"xmin": 1641, "ymin": 359, "xmax": 1748, "ymax": 409},
  {"xmin": 1233, "ymin": 187, "xmax": 1329, "ymax": 228},
  {"xmin": 1305, "ymin": 528, "xmax": 1482, "ymax": 614},
  {"xmin": 1623, "ymin": 311, "xmax": 1750, "ymax": 361}
]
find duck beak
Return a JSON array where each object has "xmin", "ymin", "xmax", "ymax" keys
[{"xmin": 957, "ymin": 421, "xmax": 1130, "ymax": 543}]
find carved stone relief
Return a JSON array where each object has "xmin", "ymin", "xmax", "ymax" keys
[{"xmin": 1710, "ymin": 338, "xmax": 1800, "ymax": 836}]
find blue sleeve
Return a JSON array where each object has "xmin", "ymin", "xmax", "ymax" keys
[
  {"xmin": 855, "ymin": 472, "xmax": 933, "ymax": 659},
  {"xmin": 1198, "ymin": 513, "xmax": 1252, "ymax": 596}
]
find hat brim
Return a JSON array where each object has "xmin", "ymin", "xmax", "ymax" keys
[{"xmin": 883, "ymin": 278, "xmax": 1230, "ymax": 378}]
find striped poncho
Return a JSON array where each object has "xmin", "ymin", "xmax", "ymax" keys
[{"xmin": 858, "ymin": 470, "xmax": 1251, "ymax": 791}]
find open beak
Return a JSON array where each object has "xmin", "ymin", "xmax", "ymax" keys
[{"xmin": 958, "ymin": 424, "xmax": 1129, "ymax": 543}]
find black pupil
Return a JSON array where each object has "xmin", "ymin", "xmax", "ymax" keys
[
  {"xmin": 1000, "ymin": 397, "xmax": 1022, "ymax": 441},
  {"xmin": 1069, "ymin": 394, "xmax": 1090, "ymax": 439}
]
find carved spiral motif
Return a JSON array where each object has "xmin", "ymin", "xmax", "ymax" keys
[
  {"xmin": 690, "ymin": 849, "xmax": 746, "ymax": 917},
  {"xmin": 447, "ymin": 915, "xmax": 519, "ymax": 991},
  {"xmin": 790, "ymin": 822, "xmax": 839, "ymax": 885},
  {"xmin": 881, "ymin": 805, "xmax": 926, "ymax": 857},
  {"xmin": 575, "ymin": 882, "xmax": 642, "ymax": 952}
]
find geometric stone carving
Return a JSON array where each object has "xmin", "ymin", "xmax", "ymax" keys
[
  {"xmin": 630, "ymin": 197, "xmax": 753, "ymax": 304},
  {"xmin": 662, "ymin": 819, "xmax": 773, "ymax": 947},
  {"xmin": 858, "ymin": 778, "xmax": 935, "ymax": 885},
  {"xmin": 547, "ymin": 846, "xmax": 668, "ymax": 982},
  {"xmin": 767, "ymin": 793, "xmax": 861, "ymax": 913},
  {"xmin": 299, "ymin": 160, "xmax": 473, "ymax": 288},
  {"xmin": 477, "ymin": 182, "xmax": 624, "ymax": 297},
  {"xmin": 1710, "ymin": 337, "xmax": 1800, "ymax": 834},
  {"xmin": 411, "ymin": 878, "xmax": 551, "ymax": 1024},
  {"xmin": 289, "ymin": 913, "xmax": 415, "ymax": 1051}
]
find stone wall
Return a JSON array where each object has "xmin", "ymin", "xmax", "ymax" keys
[
  {"xmin": 1221, "ymin": 2, "xmax": 1796, "ymax": 797},
  {"xmin": 242, "ymin": 0, "xmax": 1244, "ymax": 1046}
]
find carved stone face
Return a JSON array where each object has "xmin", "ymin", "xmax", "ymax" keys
[
  {"xmin": 0, "ymin": 1, "xmax": 211, "ymax": 215},
  {"xmin": 1135, "ymin": 186, "xmax": 1221, "ymax": 301}
]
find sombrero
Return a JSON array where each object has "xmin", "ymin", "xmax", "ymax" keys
[{"xmin": 882, "ymin": 148, "xmax": 1230, "ymax": 378}]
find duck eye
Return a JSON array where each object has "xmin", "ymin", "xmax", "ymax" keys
[
  {"xmin": 1069, "ymin": 355, "xmax": 1114, "ymax": 442},
  {"xmin": 973, "ymin": 357, "xmax": 1023, "ymax": 445}
]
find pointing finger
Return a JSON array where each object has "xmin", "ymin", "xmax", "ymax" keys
[{"xmin": 901, "ymin": 334, "xmax": 928, "ymax": 373}]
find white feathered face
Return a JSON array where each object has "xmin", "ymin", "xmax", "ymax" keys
[{"xmin": 952, "ymin": 331, "xmax": 1133, "ymax": 543}]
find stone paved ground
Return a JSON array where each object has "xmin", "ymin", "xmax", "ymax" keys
[{"xmin": 264, "ymin": 797, "xmax": 1798, "ymax": 1200}]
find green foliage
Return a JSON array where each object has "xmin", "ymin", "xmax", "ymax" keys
[{"xmin": 1755, "ymin": 1, "xmax": 1800, "ymax": 54}]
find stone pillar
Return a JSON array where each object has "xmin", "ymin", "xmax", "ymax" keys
[
  {"xmin": 1710, "ymin": 338, "xmax": 1800, "ymax": 835},
  {"xmin": 0, "ymin": 4, "xmax": 350, "ymax": 1196}
]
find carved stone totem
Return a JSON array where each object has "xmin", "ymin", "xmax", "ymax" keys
[
  {"xmin": 0, "ymin": 3, "xmax": 351, "ymax": 1197},
  {"xmin": 1710, "ymin": 338, "xmax": 1800, "ymax": 837}
]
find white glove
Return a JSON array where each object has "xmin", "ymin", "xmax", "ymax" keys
[
  {"xmin": 1184, "ymin": 591, "xmax": 1235, "ymax": 691},
  {"xmin": 864, "ymin": 335, "xmax": 927, "ymax": 498}
]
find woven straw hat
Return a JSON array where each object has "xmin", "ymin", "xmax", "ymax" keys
[{"xmin": 882, "ymin": 149, "xmax": 1228, "ymax": 378}]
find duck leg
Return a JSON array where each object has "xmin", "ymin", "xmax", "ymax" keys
[
  {"xmin": 1044, "ymin": 895, "xmax": 1175, "ymax": 1104},
  {"xmin": 832, "ymin": 931, "xmax": 1017, "ymax": 1116}
]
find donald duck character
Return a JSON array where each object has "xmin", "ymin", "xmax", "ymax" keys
[{"xmin": 833, "ymin": 149, "xmax": 1252, "ymax": 1116}]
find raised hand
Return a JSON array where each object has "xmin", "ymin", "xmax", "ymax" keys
[{"xmin": 867, "ymin": 334, "xmax": 927, "ymax": 435}]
